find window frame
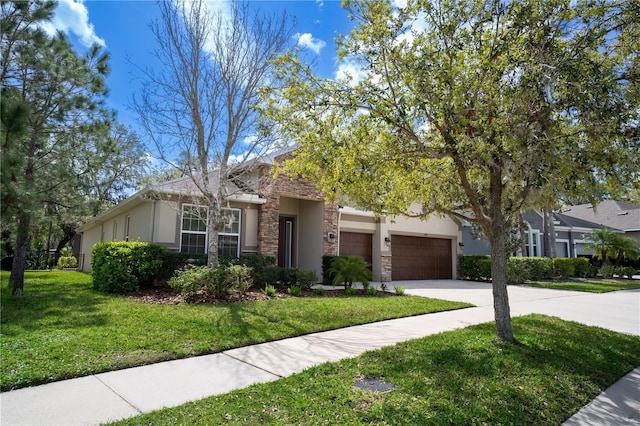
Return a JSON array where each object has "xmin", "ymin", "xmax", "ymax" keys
[
  {"xmin": 179, "ymin": 205, "xmax": 241, "ymax": 257},
  {"xmin": 180, "ymin": 204, "xmax": 208, "ymax": 254}
]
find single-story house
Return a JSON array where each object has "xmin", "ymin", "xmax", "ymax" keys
[
  {"xmin": 561, "ymin": 200, "xmax": 640, "ymax": 247},
  {"xmin": 462, "ymin": 210, "xmax": 608, "ymax": 258},
  {"xmin": 78, "ymin": 155, "xmax": 462, "ymax": 282}
]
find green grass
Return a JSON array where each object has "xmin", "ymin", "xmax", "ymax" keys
[
  {"xmin": 522, "ymin": 278, "xmax": 640, "ymax": 293},
  {"xmin": 0, "ymin": 271, "xmax": 470, "ymax": 391},
  {"xmin": 111, "ymin": 315, "xmax": 640, "ymax": 425}
]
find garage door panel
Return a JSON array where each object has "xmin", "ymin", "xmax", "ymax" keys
[
  {"xmin": 340, "ymin": 232, "xmax": 372, "ymax": 266},
  {"xmin": 392, "ymin": 236, "xmax": 452, "ymax": 280}
]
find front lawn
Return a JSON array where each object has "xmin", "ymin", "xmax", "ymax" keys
[
  {"xmin": 0, "ymin": 271, "xmax": 470, "ymax": 391},
  {"xmin": 111, "ymin": 315, "xmax": 640, "ymax": 425},
  {"xmin": 522, "ymin": 278, "xmax": 640, "ymax": 293}
]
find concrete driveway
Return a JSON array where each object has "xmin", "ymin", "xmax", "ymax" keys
[{"xmin": 395, "ymin": 279, "xmax": 640, "ymax": 336}]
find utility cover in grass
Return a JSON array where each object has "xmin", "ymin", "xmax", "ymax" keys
[{"xmin": 353, "ymin": 376, "xmax": 395, "ymax": 393}]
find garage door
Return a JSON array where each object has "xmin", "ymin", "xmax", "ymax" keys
[
  {"xmin": 392, "ymin": 236, "xmax": 452, "ymax": 280},
  {"xmin": 340, "ymin": 232, "xmax": 372, "ymax": 266}
]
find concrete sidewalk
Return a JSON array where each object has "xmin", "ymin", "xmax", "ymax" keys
[{"xmin": 1, "ymin": 281, "xmax": 638, "ymax": 425}]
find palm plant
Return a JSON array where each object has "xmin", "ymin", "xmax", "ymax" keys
[
  {"xmin": 327, "ymin": 256, "xmax": 373, "ymax": 290},
  {"xmin": 610, "ymin": 235, "xmax": 640, "ymax": 268},
  {"xmin": 584, "ymin": 228, "xmax": 618, "ymax": 264}
]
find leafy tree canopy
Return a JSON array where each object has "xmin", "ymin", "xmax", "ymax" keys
[{"xmin": 263, "ymin": 0, "xmax": 639, "ymax": 342}]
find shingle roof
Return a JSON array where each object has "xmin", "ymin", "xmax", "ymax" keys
[
  {"xmin": 553, "ymin": 212, "xmax": 606, "ymax": 230},
  {"xmin": 561, "ymin": 200, "xmax": 640, "ymax": 231},
  {"xmin": 149, "ymin": 170, "xmax": 241, "ymax": 196}
]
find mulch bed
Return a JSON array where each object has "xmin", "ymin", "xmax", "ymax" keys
[{"xmin": 127, "ymin": 285, "xmax": 397, "ymax": 305}]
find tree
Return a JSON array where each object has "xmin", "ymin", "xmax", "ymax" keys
[
  {"xmin": 1, "ymin": 0, "xmax": 112, "ymax": 295},
  {"xmin": 132, "ymin": 0, "xmax": 293, "ymax": 268},
  {"xmin": 82, "ymin": 124, "xmax": 149, "ymax": 215},
  {"xmin": 262, "ymin": 0, "xmax": 639, "ymax": 342}
]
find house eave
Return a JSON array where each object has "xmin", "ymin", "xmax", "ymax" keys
[
  {"xmin": 338, "ymin": 206, "xmax": 375, "ymax": 217},
  {"xmin": 77, "ymin": 187, "xmax": 152, "ymax": 233}
]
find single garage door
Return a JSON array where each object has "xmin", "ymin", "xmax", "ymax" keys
[
  {"xmin": 340, "ymin": 232, "xmax": 373, "ymax": 266},
  {"xmin": 392, "ymin": 236, "xmax": 452, "ymax": 280}
]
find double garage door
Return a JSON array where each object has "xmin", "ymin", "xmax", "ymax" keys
[
  {"xmin": 392, "ymin": 235, "xmax": 452, "ymax": 280},
  {"xmin": 340, "ymin": 232, "xmax": 452, "ymax": 280}
]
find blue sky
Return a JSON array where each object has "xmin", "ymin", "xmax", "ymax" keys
[{"xmin": 46, "ymin": 0, "xmax": 357, "ymax": 137}]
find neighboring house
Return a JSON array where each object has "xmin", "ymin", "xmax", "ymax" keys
[
  {"xmin": 78, "ymin": 155, "xmax": 462, "ymax": 282},
  {"xmin": 561, "ymin": 200, "xmax": 640, "ymax": 247},
  {"xmin": 462, "ymin": 210, "xmax": 606, "ymax": 258}
]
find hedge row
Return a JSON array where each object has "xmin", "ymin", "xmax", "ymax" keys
[
  {"xmin": 92, "ymin": 242, "xmax": 317, "ymax": 294},
  {"xmin": 458, "ymin": 255, "xmax": 590, "ymax": 283},
  {"xmin": 92, "ymin": 242, "xmax": 166, "ymax": 293}
]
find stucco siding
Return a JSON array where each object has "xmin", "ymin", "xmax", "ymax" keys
[
  {"xmin": 298, "ymin": 200, "xmax": 324, "ymax": 278},
  {"xmin": 79, "ymin": 226, "xmax": 102, "ymax": 272},
  {"xmin": 154, "ymin": 201, "xmax": 178, "ymax": 245},
  {"xmin": 243, "ymin": 207, "xmax": 259, "ymax": 251}
]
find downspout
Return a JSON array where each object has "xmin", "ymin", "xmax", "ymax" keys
[{"xmin": 336, "ymin": 205, "xmax": 342, "ymax": 256}]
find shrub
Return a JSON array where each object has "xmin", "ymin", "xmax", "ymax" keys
[
  {"xmin": 262, "ymin": 284, "xmax": 276, "ymax": 297},
  {"xmin": 221, "ymin": 255, "xmax": 277, "ymax": 287},
  {"xmin": 322, "ymin": 255, "xmax": 340, "ymax": 284},
  {"xmin": 458, "ymin": 255, "xmax": 492, "ymax": 281},
  {"xmin": 314, "ymin": 287, "xmax": 325, "ymax": 296},
  {"xmin": 277, "ymin": 268, "xmax": 318, "ymax": 290},
  {"xmin": 57, "ymin": 255, "xmax": 78, "ymax": 269},
  {"xmin": 328, "ymin": 256, "xmax": 372, "ymax": 290},
  {"xmin": 295, "ymin": 268, "xmax": 318, "ymax": 290},
  {"xmin": 619, "ymin": 266, "xmax": 636, "ymax": 279},
  {"xmin": 287, "ymin": 285, "xmax": 302, "ymax": 296},
  {"xmin": 263, "ymin": 266, "xmax": 282, "ymax": 287},
  {"xmin": 552, "ymin": 258, "xmax": 575, "ymax": 279},
  {"xmin": 515, "ymin": 257, "xmax": 553, "ymax": 280},
  {"xmin": 92, "ymin": 242, "xmax": 166, "ymax": 293},
  {"xmin": 159, "ymin": 253, "xmax": 206, "ymax": 279},
  {"xmin": 599, "ymin": 265, "xmax": 614, "ymax": 278},
  {"xmin": 169, "ymin": 264, "xmax": 253, "ymax": 300},
  {"xmin": 506, "ymin": 259, "xmax": 529, "ymax": 284},
  {"xmin": 507, "ymin": 257, "xmax": 552, "ymax": 284},
  {"xmin": 366, "ymin": 286, "xmax": 377, "ymax": 296},
  {"xmin": 218, "ymin": 264, "xmax": 253, "ymax": 296},
  {"xmin": 571, "ymin": 257, "xmax": 590, "ymax": 277},
  {"xmin": 345, "ymin": 286, "xmax": 357, "ymax": 296},
  {"xmin": 394, "ymin": 285, "xmax": 406, "ymax": 296},
  {"xmin": 169, "ymin": 265, "xmax": 217, "ymax": 298}
]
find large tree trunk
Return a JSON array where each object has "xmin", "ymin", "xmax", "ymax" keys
[
  {"xmin": 488, "ymin": 163, "xmax": 515, "ymax": 343},
  {"xmin": 543, "ymin": 211, "xmax": 556, "ymax": 258},
  {"xmin": 9, "ymin": 212, "xmax": 30, "ymax": 296},
  {"xmin": 490, "ymin": 223, "xmax": 515, "ymax": 343}
]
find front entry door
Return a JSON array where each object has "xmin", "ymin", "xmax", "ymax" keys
[{"xmin": 278, "ymin": 216, "xmax": 295, "ymax": 268}]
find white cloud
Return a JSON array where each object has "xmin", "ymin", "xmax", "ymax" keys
[
  {"xmin": 334, "ymin": 57, "xmax": 368, "ymax": 86},
  {"xmin": 316, "ymin": 0, "xmax": 325, "ymax": 8},
  {"xmin": 41, "ymin": 0, "xmax": 105, "ymax": 47},
  {"xmin": 295, "ymin": 33, "xmax": 327, "ymax": 54}
]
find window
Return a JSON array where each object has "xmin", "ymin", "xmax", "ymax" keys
[
  {"xmin": 124, "ymin": 216, "xmax": 131, "ymax": 242},
  {"xmin": 219, "ymin": 209, "xmax": 241, "ymax": 257},
  {"xmin": 180, "ymin": 205, "xmax": 241, "ymax": 257},
  {"xmin": 180, "ymin": 205, "xmax": 208, "ymax": 254},
  {"xmin": 525, "ymin": 229, "xmax": 541, "ymax": 257}
]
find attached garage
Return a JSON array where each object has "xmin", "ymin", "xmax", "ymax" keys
[
  {"xmin": 340, "ymin": 232, "xmax": 373, "ymax": 266},
  {"xmin": 392, "ymin": 236, "xmax": 452, "ymax": 280}
]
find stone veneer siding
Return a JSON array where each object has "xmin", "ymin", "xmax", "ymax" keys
[
  {"xmin": 380, "ymin": 255, "xmax": 392, "ymax": 282},
  {"xmin": 257, "ymin": 167, "xmax": 338, "ymax": 260}
]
